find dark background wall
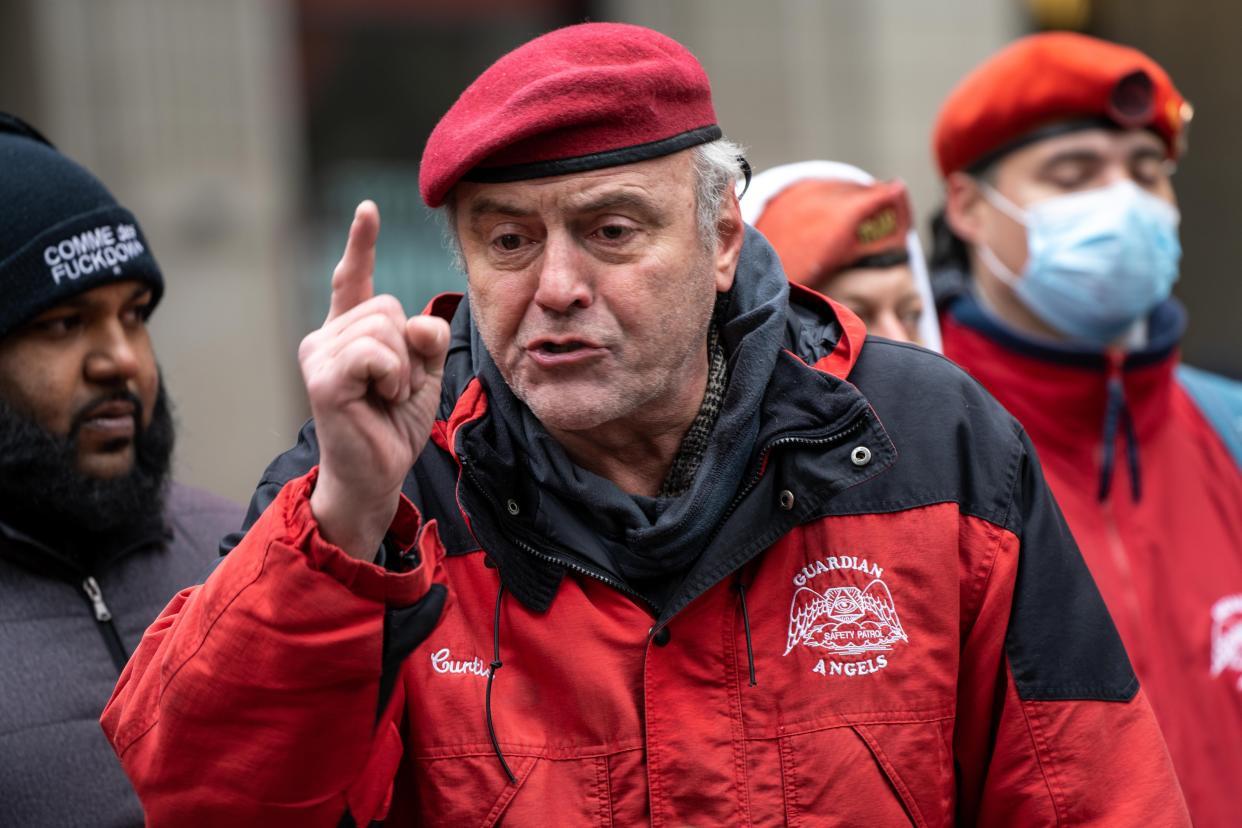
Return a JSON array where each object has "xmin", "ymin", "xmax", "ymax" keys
[{"xmin": 1093, "ymin": 0, "xmax": 1242, "ymax": 375}]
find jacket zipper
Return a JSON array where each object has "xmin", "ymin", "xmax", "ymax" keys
[
  {"xmin": 82, "ymin": 575, "xmax": 129, "ymax": 672},
  {"xmin": 459, "ymin": 414, "xmax": 868, "ymax": 619},
  {"xmin": 461, "ymin": 462, "xmax": 658, "ymax": 613}
]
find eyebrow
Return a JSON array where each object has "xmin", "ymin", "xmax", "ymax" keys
[
  {"xmin": 467, "ymin": 189, "xmax": 667, "ymax": 231},
  {"xmin": 467, "ymin": 197, "xmax": 534, "ymax": 223},
  {"xmin": 1127, "ymin": 145, "xmax": 1166, "ymax": 161},
  {"xmin": 41, "ymin": 284, "xmax": 153, "ymax": 313},
  {"xmin": 1037, "ymin": 149, "xmax": 1106, "ymax": 174},
  {"xmin": 563, "ymin": 191, "xmax": 662, "ymax": 219}
]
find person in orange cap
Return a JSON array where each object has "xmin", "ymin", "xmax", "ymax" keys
[
  {"xmin": 930, "ymin": 31, "xmax": 1242, "ymax": 827},
  {"xmin": 743, "ymin": 160, "xmax": 941, "ymax": 349}
]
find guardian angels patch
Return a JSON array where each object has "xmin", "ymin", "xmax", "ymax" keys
[
  {"xmin": 784, "ymin": 554, "xmax": 907, "ymax": 678},
  {"xmin": 1210, "ymin": 594, "xmax": 1242, "ymax": 691}
]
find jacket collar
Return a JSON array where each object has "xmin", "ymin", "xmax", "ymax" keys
[
  {"xmin": 941, "ymin": 291, "xmax": 1186, "ymax": 449},
  {"xmin": 0, "ymin": 515, "xmax": 167, "ymax": 581}
]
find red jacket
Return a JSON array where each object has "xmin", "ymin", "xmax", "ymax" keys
[
  {"xmin": 941, "ymin": 294, "xmax": 1242, "ymax": 827},
  {"xmin": 103, "ymin": 241, "xmax": 1187, "ymax": 826}
]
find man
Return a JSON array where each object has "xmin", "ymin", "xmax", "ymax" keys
[
  {"xmin": 929, "ymin": 32, "xmax": 1242, "ymax": 826},
  {"xmin": 0, "ymin": 113, "xmax": 243, "ymax": 826},
  {"xmin": 743, "ymin": 160, "xmax": 941, "ymax": 348},
  {"xmin": 104, "ymin": 24, "xmax": 1188, "ymax": 826}
]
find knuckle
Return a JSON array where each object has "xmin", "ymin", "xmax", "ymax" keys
[
  {"xmin": 375, "ymin": 294, "xmax": 404, "ymax": 317},
  {"xmin": 303, "ymin": 370, "xmax": 330, "ymax": 399},
  {"xmin": 297, "ymin": 331, "xmax": 321, "ymax": 361}
]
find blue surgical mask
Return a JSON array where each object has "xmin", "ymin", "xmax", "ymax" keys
[{"xmin": 978, "ymin": 180, "xmax": 1182, "ymax": 345}]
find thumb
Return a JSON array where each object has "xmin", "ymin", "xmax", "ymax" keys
[
  {"xmin": 406, "ymin": 315, "xmax": 451, "ymax": 381},
  {"xmin": 326, "ymin": 200, "xmax": 380, "ymax": 322}
]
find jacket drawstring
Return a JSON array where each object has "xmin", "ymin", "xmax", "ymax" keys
[
  {"xmin": 1098, "ymin": 375, "xmax": 1123, "ymax": 501},
  {"xmin": 1123, "ymin": 404, "xmax": 1142, "ymax": 501},
  {"xmin": 736, "ymin": 578, "xmax": 757, "ymax": 687},
  {"xmin": 1098, "ymin": 365, "xmax": 1142, "ymax": 503},
  {"xmin": 486, "ymin": 579, "xmax": 517, "ymax": 784}
]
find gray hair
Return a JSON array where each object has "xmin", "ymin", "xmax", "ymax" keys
[
  {"xmin": 689, "ymin": 136, "xmax": 747, "ymax": 247},
  {"xmin": 439, "ymin": 136, "xmax": 747, "ymax": 269}
]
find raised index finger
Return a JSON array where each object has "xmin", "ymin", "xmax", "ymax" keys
[{"xmin": 326, "ymin": 200, "xmax": 381, "ymax": 322}]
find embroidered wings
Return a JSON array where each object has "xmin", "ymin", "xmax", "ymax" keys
[
  {"xmin": 784, "ymin": 580, "xmax": 908, "ymax": 656},
  {"xmin": 785, "ymin": 587, "xmax": 831, "ymax": 656}
]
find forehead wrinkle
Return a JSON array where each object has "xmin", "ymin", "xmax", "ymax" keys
[
  {"xmin": 467, "ymin": 195, "xmax": 534, "ymax": 225},
  {"xmin": 561, "ymin": 182, "xmax": 657, "ymax": 212}
]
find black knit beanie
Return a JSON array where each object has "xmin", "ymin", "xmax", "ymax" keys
[{"xmin": 0, "ymin": 112, "xmax": 164, "ymax": 338}]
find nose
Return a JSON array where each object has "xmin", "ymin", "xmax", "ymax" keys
[
  {"xmin": 532, "ymin": 232, "xmax": 593, "ymax": 313},
  {"xmin": 84, "ymin": 320, "xmax": 142, "ymax": 384}
]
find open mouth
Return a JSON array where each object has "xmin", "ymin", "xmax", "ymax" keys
[
  {"xmin": 539, "ymin": 342, "xmax": 585, "ymax": 354},
  {"xmin": 526, "ymin": 337, "xmax": 605, "ymax": 366}
]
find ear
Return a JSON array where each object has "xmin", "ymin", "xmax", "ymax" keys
[
  {"xmin": 944, "ymin": 171, "xmax": 987, "ymax": 247},
  {"xmin": 713, "ymin": 190, "xmax": 745, "ymax": 293}
]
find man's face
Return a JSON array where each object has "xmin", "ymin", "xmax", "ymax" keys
[
  {"xmin": 455, "ymin": 151, "xmax": 741, "ymax": 433},
  {"xmin": 952, "ymin": 127, "xmax": 1177, "ymax": 276},
  {"xmin": 0, "ymin": 281, "xmax": 158, "ymax": 479},
  {"xmin": 820, "ymin": 263, "xmax": 924, "ymax": 345}
]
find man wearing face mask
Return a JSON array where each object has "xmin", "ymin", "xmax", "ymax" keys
[{"xmin": 930, "ymin": 32, "xmax": 1242, "ymax": 827}]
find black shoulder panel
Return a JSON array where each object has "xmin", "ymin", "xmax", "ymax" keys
[
  {"xmin": 1003, "ymin": 432, "xmax": 1138, "ymax": 701},
  {"xmin": 823, "ymin": 339, "xmax": 1024, "ymax": 527},
  {"xmin": 828, "ymin": 340, "xmax": 1137, "ymax": 701}
]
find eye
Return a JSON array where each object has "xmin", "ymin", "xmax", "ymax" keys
[
  {"xmin": 590, "ymin": 221, "xmax": 639, "ymax": 245},
  {"xmin": 32, "ymin": 313, "xmax": 82, "ymax": 337},
  {"xmin": 1046, "ymin": 162, "xmax": 1094, "ymax": 189},
  {"xmin": 1131, "ymin": 155, "xmax": 1173, "ymax": 189},
  {"xmin": 122, "ymin": 303, "xmax": 152, "ymax": 327},
  {"xmin": 596, "ymin": 224, "xmax": 630, "ymax": 241},
  {"xmin": 899, "ymin": 303, "xmax": 924, "ymax": 331},
  {"xmin": 494, "ymin": 233, "xmax": 525, "ymax": 252}
]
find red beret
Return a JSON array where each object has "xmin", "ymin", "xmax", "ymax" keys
[
  {"xmin": 419, "ymin": 22, "xmax": 720, "ymax": 208},
  {"xmin": 934, "ymin": 32, "xmax": 1189, "ymax": 177},
  {"xmin": 754, "ymin": 179, "xmax": 912, "ymax": 288}
]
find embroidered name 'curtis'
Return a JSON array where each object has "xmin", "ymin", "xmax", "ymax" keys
[
  {"xmin": 429, "ymin": 648, "xmax": 489, "ymax": 677},
  {"xmin": 793, "ymin": 554, "xmax": 883, "ymax": 587}
]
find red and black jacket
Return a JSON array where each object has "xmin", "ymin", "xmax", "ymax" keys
[
  {"xmin": 941, "ymin": 290, "xmax": 1242, "ymax": 828},
  {"xmin": 103, "ymin": 235, "xmax": 1187, "ymax": 826}
]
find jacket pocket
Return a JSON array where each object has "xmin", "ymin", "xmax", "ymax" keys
[
  {"xmin": 773, "ymin": 718, "xmax": 952, "ymax": 827},
  {"xmin": 407, "ymin": 752, "xmax": 616, "ymax": 827}
]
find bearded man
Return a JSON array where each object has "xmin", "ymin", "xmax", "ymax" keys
[{"xmin": 0, "ymin": 113, "xmax": 242, "ymax": 826}]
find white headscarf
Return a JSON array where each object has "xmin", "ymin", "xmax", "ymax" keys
[{"xmin": 739, "ymin": 160, "xmax": 942, "ymax": 352}]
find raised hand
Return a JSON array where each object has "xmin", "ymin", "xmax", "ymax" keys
[{"xmin": 300, "ymin": 201, "xmax": 451, "ymax": 560}]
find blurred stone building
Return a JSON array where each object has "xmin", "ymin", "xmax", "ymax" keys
[{"xmin": 0, "ymin": 0, "xmax": 1235, "ymax": 501}]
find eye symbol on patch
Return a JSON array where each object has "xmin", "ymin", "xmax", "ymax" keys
[
  {"xmin": 825, "ymin": 590, "xmax": 864, "ymax": 623},
  {"xmin": 785, "ymin": 580, "xmax": 908, "ymax": 657}
]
